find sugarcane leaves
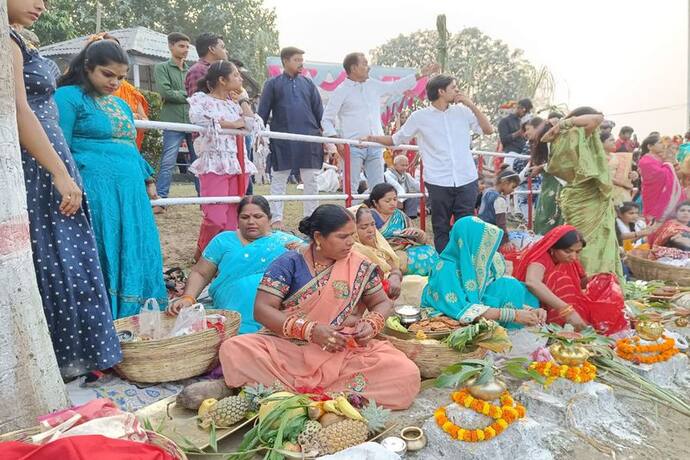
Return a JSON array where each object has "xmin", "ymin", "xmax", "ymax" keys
[{"xmin": 503, "ymin": 357, "xmax": 546, "ymax": 385}]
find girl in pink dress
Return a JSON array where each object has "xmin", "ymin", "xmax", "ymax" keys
[{"xmin": 188, "ymin": 60, "xmax": 257, "ymax": 257}]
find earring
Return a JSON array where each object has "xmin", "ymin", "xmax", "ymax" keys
[{"xmin": 316, "ymin": 242, "xmax": 321, "ymax": 251}]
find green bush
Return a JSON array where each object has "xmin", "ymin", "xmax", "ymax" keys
[{"xmin": 140, "ymin": 90, "xmax": 163, "ymax": 171}]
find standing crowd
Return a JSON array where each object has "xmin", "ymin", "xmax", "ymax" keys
[{"xmin": 8, "ymin": 0, "xmax": 690, "ymax": 408}]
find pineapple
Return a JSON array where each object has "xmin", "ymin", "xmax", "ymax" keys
[
  {"xmin": 313, "ymin": 419, "xmax": 368, "ymax": 455},
  {"xmin": 198, "ymin": 383, "xmax": 274, "ymax": 429},
  {"xmin": 297, "ymin": 420, "xmax": 322, "ymax": 447},
  {"xmin": 360, "ymin": 401, "xmax": 391, "ymax": 435},
  {"xmin": 199, "ymin": 394, "xmax": 250, "ymax": 429}
]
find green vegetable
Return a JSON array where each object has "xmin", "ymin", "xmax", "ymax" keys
[{"xmin": 386, "ymin": 315, "xmax": 408, "ymax": 333}]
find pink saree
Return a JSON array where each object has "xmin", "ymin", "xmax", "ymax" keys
[
  {"xmin": 639, "ymin": 154, "xmax": 685, "ymax": 221},
  {"xmin": 218, "ymin": 251, "xmax": 420, "ymax": 410}
]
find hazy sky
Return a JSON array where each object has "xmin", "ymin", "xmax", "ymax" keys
[{"xmin": 264, "ymin": 0, "xmax": 688, "ymax": 137}]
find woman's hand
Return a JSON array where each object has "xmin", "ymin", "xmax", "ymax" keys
[
  {"xmin": 565, "ymin": 311, "xmax": 588, "ymax": 330},
  {"xmin": 401, "ymin": 227, "xmax": 426, "ymax": 243},
  {"xmin": 225, "ymin": 118, "xmax": 246, "ymax": 129},
  {"xmin": 528, "ymin": 307, "xmax": 548, "ymax": 324},
  {"xmin": 352, "ymin": 320, "xmax": 375, "ymax": 346},
  {"xmin": 166, "ymin": 297, "xmax": 194, "ymax": 316},
  {"xmin": 387, "ymin": 273, "xmax": 402, "ymax": 300},
  {"xmin": 311, "ymin": 324, "xmax": 347, "ymax": 352},
  {"xmin": 146, "ymin": 182, "xmax": 160, "ymax": 201},
  {"xmin": 53, "ymin": 172, "xmax": 83, "ymax": 216},
  {"xmin": 514, "ymin": 309, "xmax": 542, "ymax": 326}
]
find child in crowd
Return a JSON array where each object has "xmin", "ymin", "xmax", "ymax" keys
[
  {"xmin": 475, "ymin": 177, "xmax": 494, "ymax": 214},
  {"xmin": 615, "ymin": 202, "xmax": 655, "ymax": 250},
  {"xmin": 478, "ymin": 169, "xmax": 521, "ymax": 247}
]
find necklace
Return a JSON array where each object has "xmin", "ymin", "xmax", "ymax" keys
[{"xmin": 311, "ymin": 244, "xmax": 333, "ymax": 275}]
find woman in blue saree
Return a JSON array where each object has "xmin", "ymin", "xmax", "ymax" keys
[
  {"xmin": 421, "ymin": 216, "xmax": 545, "ymax": 328},
  {"xmin": 366, "ymin": 183, "xmax": 439, "ymax": 276},
  {"xmin": 55, "ymin": 40, "xmax": 166, "ymax": 318},
  {"xmin": 168, "ymin": 196, "xmax": 303, "ymax": 333}
]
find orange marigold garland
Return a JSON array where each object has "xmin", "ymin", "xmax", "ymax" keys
[
  {"xmin": 434, "ymin": 389, "xmax": 526, "ymax": 442},
  {"xmin": 616, "ymin": 335, "xmax": 679, "ymax": 364},
  {"xmin": 529, "ymin": 361, "xmax": 597, "ymax": 385}
]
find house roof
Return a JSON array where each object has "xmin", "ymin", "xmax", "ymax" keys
[{"xmin": 40, "ymin": 26, "xmax": 199, "ymax": 62}]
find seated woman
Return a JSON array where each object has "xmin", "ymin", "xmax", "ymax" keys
[
  {"xmin": 353, "ymin": 207, "xmax": 428, "ymax": 305},
  {"xmin": 515, "ymin": 225, "xmax": 629, "ymax": 335},
  {"xmin": 218, "ymin": 205, "xmax": 421, "ymax": 410},
  {"xmin": 421, "ymin": 216, "xmax": 545, "ymax": 329},
  {"xmin": 365, "ymin": 183, "xmax": 439, "ymax": 276},
  {"xmin": 648, "ymin": 201, "xmax": 690, "ymax": 262},
  {"xmin": 166, "ymin": 196, "xmax": 302, "ymax": 333}
]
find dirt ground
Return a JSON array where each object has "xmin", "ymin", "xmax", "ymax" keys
[{"xmin": 154, "ymin": 182, "xmax": 433, "ymax": 271}]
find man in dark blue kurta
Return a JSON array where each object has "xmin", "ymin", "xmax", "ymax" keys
[{"xmin": 258, "ymin": 47, "xmax": 324, "ymax": 227}]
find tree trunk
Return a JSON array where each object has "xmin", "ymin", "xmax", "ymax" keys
[{"xmin": 0, "ymin": 2, "xmax": 69, "ymax": 433}]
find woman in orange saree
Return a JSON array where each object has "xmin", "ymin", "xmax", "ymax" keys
[
  {"xmin": 515, "ymin": 225, "xmax": 629, "ymax": 335},
  {"xmin": 219, "ymin": 205, "xmax": 420, "ymax": 409}
]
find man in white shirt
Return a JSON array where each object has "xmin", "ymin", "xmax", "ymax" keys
[
  {"xmin": 384, "ymin": 154, "xmax": 420, "ymax": 218},
  {"xmin": 321, "ymin": 53, "xmax": 437, "ymax": 193},
  {"xmin": 365, "ymin": 75, "xmax": 493, "ymax": 251}
]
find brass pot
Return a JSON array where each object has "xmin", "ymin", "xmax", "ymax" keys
[
  {"xmin": 635, "ymin": 320, "xmax": 665, "ymax": 341},
  {"xmin": 466, "ymin": 376, "xmax": 507, "ymax": 400},
  {"xmin": 400, "ymin": 426, "xmax": 427, "ymax": 452},
  {"xmin": 549, "ymin": 342, "xmax": 590, "ymax": 366},
  {"xmin": 674, "ymin": 317, "xmax": 689, "ymax": 328}
]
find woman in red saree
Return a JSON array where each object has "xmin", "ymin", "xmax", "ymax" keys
[
  {"xmin": 514, "ymin": 225, "xmax": 629, "ymax": 335},
  {"xmin": 219, "ymin": 205, "xmax": 420, "ymax": 409},
  {"xmin": 638, "ymin": 133, "xmax": 686, "ymax": 221}
]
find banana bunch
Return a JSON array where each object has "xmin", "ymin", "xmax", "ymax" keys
[{"xmin": 322, "ymin": 396, "xmax": 364, "ymax": 421}]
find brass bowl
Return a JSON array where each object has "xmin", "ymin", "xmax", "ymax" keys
[
  {"xmin": 400, "ymin": 426, "xmax": 427, "ymax": 452},
  {"xmin": 675, "ymin": 317, "xmax": 689, "ymax": 328},
  {"xmin": 549, "ymin": 342, "xmax": 590, "ymax": 366},
  {"xmin": 466, "ymin": 376, "xmax": 507, "ymax": 400},
  {"xmin": 635, "ymin": 320, "xmax": 665, "ymax": 341}
]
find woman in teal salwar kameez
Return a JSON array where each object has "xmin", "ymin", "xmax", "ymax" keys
[
  {"xmin": 55, "ymin": 40, "xmax": 167, "ymax": 318},
  {"xmin": 421, "ymin": 216, "xmax": 545, "ymax": 328}
]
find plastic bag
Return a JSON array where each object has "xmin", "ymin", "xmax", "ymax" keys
[
  {"xmin": 169, "ymin": 303, "xmax": 207, "ymax": 338},
  {"xmin": 139, "ymin": 298, "xmax": 163, "ymax": 340}
]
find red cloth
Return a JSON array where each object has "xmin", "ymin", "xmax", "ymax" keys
[
  {"xmin": 0, "ymin": 435, "xmax": 175, "ymax": 460},
  {"xmin": 514, "ymin": 225, "xmax": 628, "ymax": 335}
]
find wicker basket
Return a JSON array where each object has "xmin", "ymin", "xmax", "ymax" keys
[
  {"xmin": 381, "ymin": 332, "xmax": 488, "ymax": 379},
  {"xmin": 113, "ymin": 309, "xmax": 240, "ymax": 383},
  {"xmin": 0, "ymin": 427, "xmax": 185, "ymax": 459},
  {"xmin": 626, "ymin": 251, "xmax": 690, "ymax": 286}
]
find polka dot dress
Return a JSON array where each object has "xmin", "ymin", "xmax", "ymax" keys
[{"xmin": 11, "ymin": 31, "xmax": 122, "ymax": 379}]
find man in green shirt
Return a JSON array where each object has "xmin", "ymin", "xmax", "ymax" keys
[{"xmin": 154, "ymin": 32, "xmax": 198, "ymax": 208}]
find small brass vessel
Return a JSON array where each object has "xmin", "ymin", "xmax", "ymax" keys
[
  {"xmin": 400, "ymin": 426, "xmax": 427, "ymax": 452},
  {"xmin": 466, "ymin": 376, "xmax": 507, "ymax": 400},
  {"xmin": 635, "ymin": 319, "xmax": 665, "ymax": 341},
  {"xmin": 549, "ymin": 342, "xmax": 590, "ymax": 366}
]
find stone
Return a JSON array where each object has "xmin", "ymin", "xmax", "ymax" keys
[
  {"xmin": 516, "ymin": 379, "xmax": 643, "ymax": 449},
  {"xmin": 622, "ymin": 350, "xmax": 689, "ymax": 389},
  {"xmin": 414, "ymin": 403, "xmax": 553, "ymax": 460}
]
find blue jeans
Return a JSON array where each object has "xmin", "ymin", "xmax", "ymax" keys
[
  {"xmin": 349, "ymin": 146, "xmax": 384, "ymax": 193},
  {"xmin": 157, "ymin": 130, "xmax": 199, "ymax": 198}
]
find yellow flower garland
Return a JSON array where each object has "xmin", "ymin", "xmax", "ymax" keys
[
  {"xmin": 434, "ymin": 389, "xmax": 526, "ymax": 442},
  {"xmin": 616, "ymin": 335, "xmax": 679, "ymax": 364},
  {"xmin": 529, "ymin": 361, "xmax": 597, "ymax": 385}
]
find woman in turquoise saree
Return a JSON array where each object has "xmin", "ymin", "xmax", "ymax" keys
[
  {"xmin": 55, "ymin": 40, "xmax": 166, "ymax": 318},
  {"xmin": 421, "ymin": 216, "xmax": 544, "ymax": 328},
  {"xmin": 366, "ymin": 183, "xmax": 439, "ymax": 276},
  {"xmin": 168, "ymin": 196, "xmax": 303, "ymax": 333}
]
